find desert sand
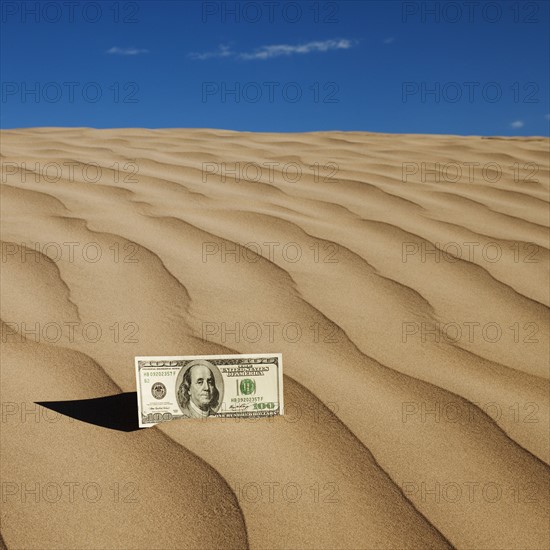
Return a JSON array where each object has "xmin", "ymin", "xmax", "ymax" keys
[{"xmin": 1, "ymin": 128, "xmax": 549, "ymax": 549}]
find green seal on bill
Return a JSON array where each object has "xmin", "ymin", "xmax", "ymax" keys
[{"xmin": 240, "ymin": 378, "xmax": 256, "ymax": 395}]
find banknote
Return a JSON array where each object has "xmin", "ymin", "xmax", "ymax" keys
[{"xmin": 135, "ymin": 353, "xmax": 283, "ymax": 427}]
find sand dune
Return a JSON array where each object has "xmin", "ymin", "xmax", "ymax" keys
[{"xmin": 1, "ymin": 128, "xmax": 548, "ymax": 549}]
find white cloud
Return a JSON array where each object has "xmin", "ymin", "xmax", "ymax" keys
[
  {"xmin": 510, "ymin": 120, "xmax": 524, "ymax": 128},
  {"xmin": 106, "ymin": 47, "xmax": 149, "ymax": 56},
  {"xmin": 240, "ymin": 39, "xmax": 354, "ymax": 60},
  {"xmin": 189, "ymin": 39, "xmax": 356, "ymax": 61},
  {"xmin": 188, "ymin": 45, "xmax": 234, "ymax": 61},
  {"xmin": 383, "ymin": 37, "xmax": 395, "ymax": 44}
]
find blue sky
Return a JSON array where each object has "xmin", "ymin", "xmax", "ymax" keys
[{"xmin": 1, "ymin": 0, "xmax": 549, "ymax": 135}]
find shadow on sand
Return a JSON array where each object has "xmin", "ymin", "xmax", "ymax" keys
[{"xmin": 36, "ymin": 392, "xmax": 141, "ymax": 432}]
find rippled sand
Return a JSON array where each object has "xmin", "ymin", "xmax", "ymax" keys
[{"xmin": 1, "ymin": 128, "xmax": 549, "ymax": 549}]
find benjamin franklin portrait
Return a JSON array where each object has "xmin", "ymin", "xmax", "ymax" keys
[{"xmin": 176, "ymin": 359, "xmax": 223, "ymax": 418}]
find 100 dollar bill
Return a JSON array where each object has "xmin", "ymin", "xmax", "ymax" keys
[{"xmin": 135, "ymin": 353, "xmax": 283, "ymax": 427}]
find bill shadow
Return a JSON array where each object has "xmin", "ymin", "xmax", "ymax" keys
[{"xmin": 36, "ymin": 392, "xmax": 140, "ymax": 432}]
